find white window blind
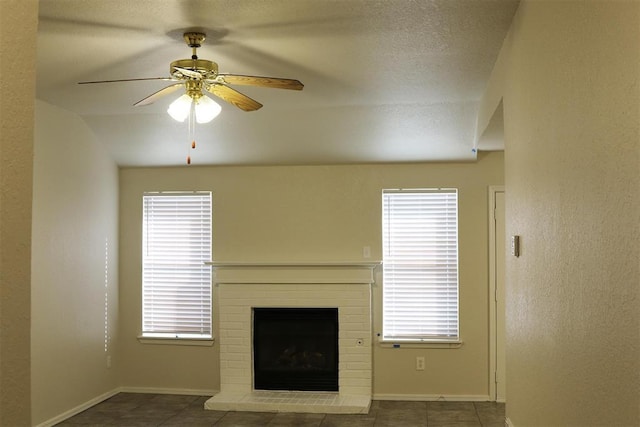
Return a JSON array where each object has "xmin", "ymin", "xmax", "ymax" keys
[
  {"xmin": 382, "ymin": 189, "xmax": 459, "ymax": 341},
  {"xmin": 142, "ymin": 192, "xmax": 212, "ymax": 338}
]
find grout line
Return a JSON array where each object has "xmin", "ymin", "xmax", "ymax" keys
[{"xmin": 473, "ymin": 401, "xmax": 483, "ymax": 426}]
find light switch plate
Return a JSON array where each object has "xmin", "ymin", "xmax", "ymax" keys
[{"xmin": 511, "ymin": 235, "xmax": 520, "ymax": 257}]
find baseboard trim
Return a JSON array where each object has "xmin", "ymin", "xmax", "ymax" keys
[
  {"xmin": 505, "ymin": 417, "xmax": 515, "ymax": 427},
  {"xmin": 119, "ymin": 386, "xmax": 218, "ymax": 396},
  {"xmin": 372, "ymin": 393, "xmax": 491, "ymax": 402},
  {"xmin": 34, "ymin": 388, "xmax": 120, "ymax": 427}
]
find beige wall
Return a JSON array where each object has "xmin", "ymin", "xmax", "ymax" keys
[
  {"xmin": 493, "ymin": 1, "xmax": 639, "ymax": 425},
  {"xmin": 0, "ymin": 1, "xmax": 38, "ymax": 425},
  {"xmin": 119, "ymin": 152, "xmax": 504, "ymax": 397},
  {"xmin": 31, "ymin": 101, "xmax": 120, "ymax": 425}
]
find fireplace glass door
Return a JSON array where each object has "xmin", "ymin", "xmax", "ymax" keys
[{"xmin": 253, "ymin": 307, "xmax": 339, "ymax": 392}]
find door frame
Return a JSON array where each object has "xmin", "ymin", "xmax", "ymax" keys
[{"xmin": 488, "ymin": 185, "xmax": 505, "ymax": 402}]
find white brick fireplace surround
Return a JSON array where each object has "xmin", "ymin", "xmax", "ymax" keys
[{"xmin": 204, "ymin": 262, "xmax": 379, "ymax": 414}]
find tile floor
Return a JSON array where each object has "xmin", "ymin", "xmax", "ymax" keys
[{"xmin": 56, "ymin": 392, "xmax": 506, "ymax": 426}]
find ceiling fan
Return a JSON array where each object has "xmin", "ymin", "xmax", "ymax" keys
[{"xmin": 78, "ymin": 31, "xmax": 304, "ymax": 113}]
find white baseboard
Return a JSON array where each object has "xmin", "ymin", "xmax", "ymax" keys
[
  {"xmin": 34, "ymin": 388, "xmax": 120, "ymax": 427},
  {"xmin": 372, "ymin": 393, "xmax": 491, "ymax": 402},
  {"xmin": 119, "ymin": 386, "xmax": 218, "ymax": 396},
  {"xmin": 34, "ymin": 387, "xmax": 219, "ymax": 427}
]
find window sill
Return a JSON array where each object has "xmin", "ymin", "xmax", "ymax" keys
[
  {"xmin": 137, "ymin": 335, "xmax": 215, "ymax": 347},
  {"xmin": 378, "ymin": 339, "xmax": 463, "ymax": 349}
]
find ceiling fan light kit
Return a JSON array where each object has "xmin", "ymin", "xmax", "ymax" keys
[
  {"xmin": 167, "ymin": 93, "xmax": 221, "ymax": 124},
  {"xmin": 78, "ymin": 31, "xmax": 303, "ymax": 164},
  {"xmin": 167, "ymin": 80, "xmax": 222, "ymax": 124}
]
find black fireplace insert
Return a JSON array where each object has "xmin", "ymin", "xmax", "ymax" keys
[{"xmin": 253, "ymin": 307, "xmax": 339, "ymax": 391}]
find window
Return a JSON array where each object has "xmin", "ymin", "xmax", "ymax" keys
[
  {"xmin": 382, "ymin": 189, "xmax": 459, "ymax": 342},
  {"xmin": 142, "ymin": 192, "xmax": 212, "ymax": 339}
]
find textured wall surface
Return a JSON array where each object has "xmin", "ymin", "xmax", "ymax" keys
[
  {"xmin": 31, "ymin": 101, "xmax": 120, "ymax": 426},
  {"xmin": 118, "ymin": 152, "xmax": 504, "ymax": 397},
  {"xmin": 498, "ymin": 1, "xmax": 640, "ymax": 425},
  {"xmin": 0, "ymin": 1, "xmax": 38, "ymax": 425}
]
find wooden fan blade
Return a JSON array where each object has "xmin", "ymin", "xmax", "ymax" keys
[
  {"xmin": 206, "ymin": 84, "xmax": 263, "ymax": 111},
  {"xmin": 78, "ymin": 77, "xmax": 174, "ymax": 84},
  {"xmin": 217, "ymin": 74, "xmax": 303, "ymax": 90},
  {"xmin": 134, "ymin": 83, "xmax": 184, "ymax": 106}
]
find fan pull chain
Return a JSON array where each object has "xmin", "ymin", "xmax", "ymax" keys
[{"xmin": 186, "ymin": 100, "xmax": 197, "ymax": 165}]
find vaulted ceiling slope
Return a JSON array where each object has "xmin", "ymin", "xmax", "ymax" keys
[{"xmin": 36, "ymin": 0, "xmax": 518, "ymax": 167}]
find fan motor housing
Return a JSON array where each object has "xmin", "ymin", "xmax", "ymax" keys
[{"xmin": 170, "ymin": 59, "xmax": 218, "ymax": 80}]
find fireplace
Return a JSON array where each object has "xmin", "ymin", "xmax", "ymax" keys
[
  {"xmin": 204, "ymin": 262, "xmax": 378, "ymax": 414},
  {"xmin": 253, "ymin": 307, "xmax": 338, "ymax": 392}
]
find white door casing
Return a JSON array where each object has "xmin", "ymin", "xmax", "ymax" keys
[{"xmin": 489, "ymin": 186, "xmax": 506, "ymax": 402}]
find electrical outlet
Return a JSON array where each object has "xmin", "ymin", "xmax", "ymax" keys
[{"xmin": 416, "ymin": 356, "xmax": 425, "ymax": 371}]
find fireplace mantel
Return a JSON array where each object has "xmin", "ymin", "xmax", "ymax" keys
[{"xmin": 206, "ymin": 261, "xmax": 381, "ymax": 285}]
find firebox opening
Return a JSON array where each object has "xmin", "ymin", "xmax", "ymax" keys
[{"xmin": 253, "ymin": 307, "xmax": 339, "ymax": 392}]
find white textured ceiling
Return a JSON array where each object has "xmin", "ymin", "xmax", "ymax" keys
[{"xmin": 36, "ymin": 0, "xmax": 518, "ymax": 167}]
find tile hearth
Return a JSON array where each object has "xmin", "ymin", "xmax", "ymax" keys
[{"xmin": 204, "ymin": 390, "xmax": 371, "ymax": 414}]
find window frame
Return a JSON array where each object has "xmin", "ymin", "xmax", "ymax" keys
[
  {"xmin": 380, "ymin": 188, "xmax": 461, "ymax": 346},
  {"xmin": 139, "ymin": 191, "xmax": 214, "ymax": 346}
]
